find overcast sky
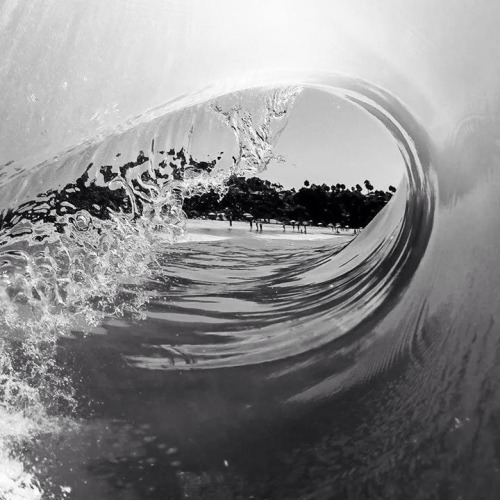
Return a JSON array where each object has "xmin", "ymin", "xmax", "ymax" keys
[{"xmin": 258, "ymin": 88, "xmax": 404, "ymax": 191}]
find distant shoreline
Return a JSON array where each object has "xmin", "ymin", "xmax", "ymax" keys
[{"xmin": 184, "ymin": 218, "xmax": 357, "ymax": 242}]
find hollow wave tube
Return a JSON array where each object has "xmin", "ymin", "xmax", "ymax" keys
[{"xmin": 2, "ymin": 0, "xmax": 500, "ymax": 498}]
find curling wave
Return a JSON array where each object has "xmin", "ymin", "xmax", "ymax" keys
[{"xmin": 0, "ymin": 77, "xmax": 431, "ymax": 499}]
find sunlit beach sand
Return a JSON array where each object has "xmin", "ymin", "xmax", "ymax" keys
[{"xmin": 185, "ymin": 219, "xmax": 356, "ymax": 242}]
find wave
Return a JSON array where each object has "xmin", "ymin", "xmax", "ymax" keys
[
  {"xmin": 1, "ymin": 1, "xmax": 499, "ymax": 497},
  {"xmin": 0, "ymin": 81, "xmax": 431, "ymax": 360},
  {"xmin": 0, "ymin": 77, "xmax": 432, "ymax": 499}
]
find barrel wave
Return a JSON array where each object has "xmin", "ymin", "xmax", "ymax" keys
[{"xmin": 1, "ymin": 1, "xmax": 500, "ymax": 499}]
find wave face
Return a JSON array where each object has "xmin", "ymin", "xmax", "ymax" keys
[{"xmin": 1, "ymin": 1, "xmax": 500, "ymax": 498}]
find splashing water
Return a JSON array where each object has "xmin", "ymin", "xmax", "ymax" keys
[{"xmin": 0, "ymin": 86, "xmax": 301, "ymax": 497}]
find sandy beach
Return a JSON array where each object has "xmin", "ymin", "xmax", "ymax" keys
[{"xmin": 182, "ymin": 218, "xmax": 356, "ymax": 243}]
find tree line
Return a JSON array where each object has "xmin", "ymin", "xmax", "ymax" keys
[{"xmin": 183, "ymin": 176, "xmax": 397, "ymax": 228}]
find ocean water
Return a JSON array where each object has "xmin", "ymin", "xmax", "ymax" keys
[{"xmin": 2, "ymin": 1, "xmax": 500, "ymax": 499}]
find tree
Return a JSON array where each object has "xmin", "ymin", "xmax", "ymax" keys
[
  {"xmin": 182, "ymin": 175, "xmax": 395, "ymax": 228},
  {"xmin": 364, "ymin": 180, "xmax": 374, "ymax": 191},
  {"xmin": 389, "ymin": 185, "xmax": 397, "ymax": 193}
]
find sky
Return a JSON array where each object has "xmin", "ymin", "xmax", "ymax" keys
[{"xmin": 258, "ymin": 88, "xmax": 404, "ymax": 191}]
